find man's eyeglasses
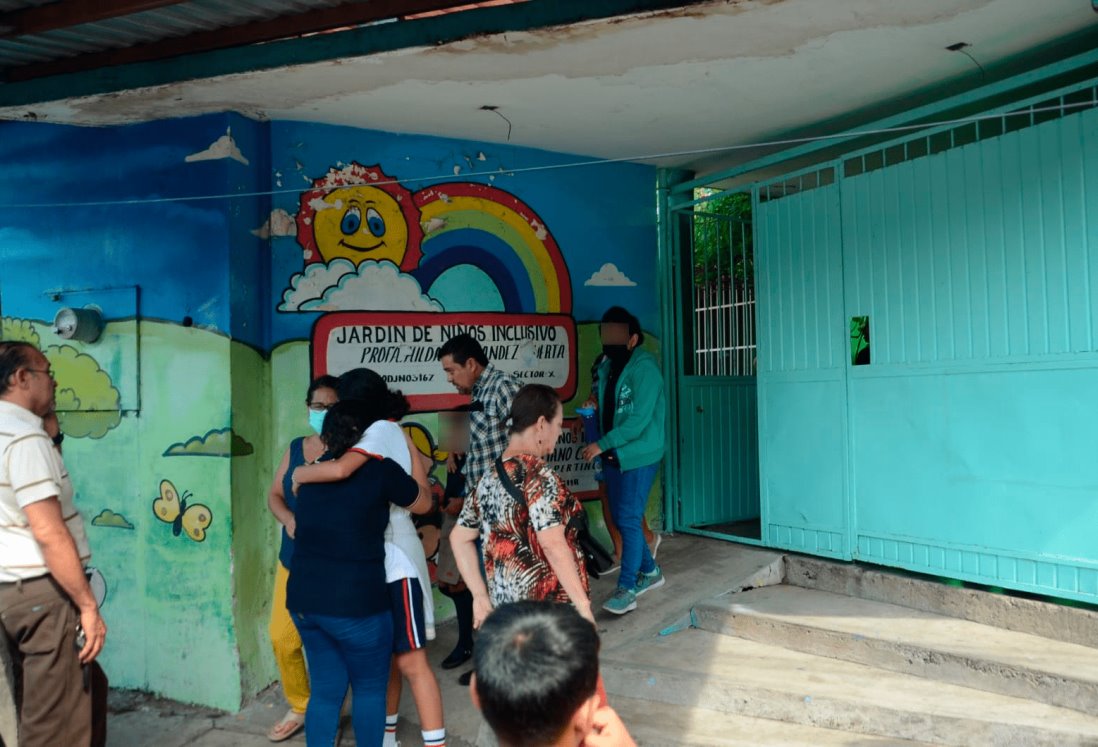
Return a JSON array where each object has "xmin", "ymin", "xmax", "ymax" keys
[
  {"xmin": 25, "ymin": 368, "xmax": 54, "ymax": 379},
  {"xmin": 307, "ymin": 402, "xmax": 334, "ymax": 412}
]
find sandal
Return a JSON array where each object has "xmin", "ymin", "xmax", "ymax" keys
[{"xmin": 267, "ymin": 709, "xmax": 305, "ymax": 742}]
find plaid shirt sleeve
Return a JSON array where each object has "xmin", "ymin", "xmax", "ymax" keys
[
  {"xmin": 489, "ymin": 370, "xmax": 522, "ymax": 421},
  {"xmin": 465, "ymin": 366, "xmax": 522, "ymax": 487}
]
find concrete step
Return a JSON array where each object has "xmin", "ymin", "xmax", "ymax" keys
[
  {"xmin": 609, "ymin": 695, "xmax": 931, "ymax": 747},
  {"xmin": 691, "ymin": 585, "xmax": 1098, "ymax": 716},
  {"xmin": 784, "ymin": 555, "xmax": 1098, "ymax": 649},
  {"xmin": 603, "ymin": 627, "xmax": 1098, "ymax": 746}
]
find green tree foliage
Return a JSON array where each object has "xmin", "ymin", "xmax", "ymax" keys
[
  {"xmin": 850, "ymin": 316, "xmax": 870, "ymax": 366},
  {"xmin": 692, "ymin": 190, "xmax": 753, "ymax": 285}
]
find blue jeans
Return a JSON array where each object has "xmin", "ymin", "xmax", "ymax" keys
[
  {"xmin": 604, "ymin": 462, "xmax": 659, "ymax": 590},
  {"xmin": 293, "ymin": 610, "xmax": 393, "ymax": 747}
]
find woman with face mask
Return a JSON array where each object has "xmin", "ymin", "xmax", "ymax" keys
[
  {"xmin": 581, "ymin": 307, "xmax": 668, "ymax": 616},
  {"xmin": 264, "ymin": 375, "xmax": 339, "ymax": 742},
  {"xmin": 287, "ymin": 399, "xmax": 434, "ymax": 747}
]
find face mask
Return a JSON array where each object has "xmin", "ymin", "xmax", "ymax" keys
[
  {"xmin": 602, "ymin": 344, "xmax": 631, "ymax": 366},
  {"xmin": 308, "ymin": 409, "xmax": 327, "ymax": 435}
]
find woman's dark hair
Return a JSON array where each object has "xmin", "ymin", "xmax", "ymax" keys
[
  {"xmin": 437, "ymin": 333, "xmax": 489, "ymax": 367},
  {"xmin": 336, "ymin": 368, "xmax": 410, "ymax": 421},
  {"xmin": 320, "ymin": 400, "xmax": 386, "ymax": 458},
  {"xmin": 474, "ymin": 601, "xmax": 600, "ymax": 746},
  {"xmin": 508, "ymin": 384, "xmax": 561, "ymax": 435},
  {"xmin": 600, "ymin": 305, "xmax": 644, "ymax": 346},
  {"xmin": 305, "ymin": 374, "xmax": 339, "ymax": 405},
  {"xmin": 0, "ymin": 342, "xmax": 37, "ymax": 397}
]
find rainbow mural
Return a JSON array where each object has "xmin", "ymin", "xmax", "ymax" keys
[
  {"xmin": 413, "ymin": 183, "xmax": 572, "ymax": 315},
  {"xmin": 291, "ymin": 162, "xmax": 581, "ymax": 409},
  {"xmin": 287, "ymin": 163, "xmax": 573, "ymax": 319}
]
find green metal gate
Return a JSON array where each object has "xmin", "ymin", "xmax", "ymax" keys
[
  {"xmin": 753, "ymin": 168, "xmax": 852, "ymax": 559},
  {"xmin": 668, "ymin": 193, "xmax": 761, "ymax": 539}
]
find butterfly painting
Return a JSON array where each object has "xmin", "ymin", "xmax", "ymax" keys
[{"xmin": 152, "ymin": 479, "xmax": 213, "ymax": 542}]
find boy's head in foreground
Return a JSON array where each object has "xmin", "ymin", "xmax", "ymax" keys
[{"xmin": 471, "ymin": 601, "xmax": 601, "ymax": 747}]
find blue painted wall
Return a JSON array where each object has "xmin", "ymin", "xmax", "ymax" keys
[
  {"xmin": 0, "ymin": 112, "xmax": 255, "ymax": 709},
  {"xmin": 263, "ymin": 119, "xmax": 662, "ymax": 628},
  {"xmin": 0, "ymin": 115, "xmax": 245, "ymax": 339},
  {"xmin": 267, "ymin": 121, "xmax": 658, "ymax": 343},
  {"xmin": 0, "ymin": 111, "xmax": 661, "ymax": 708}
]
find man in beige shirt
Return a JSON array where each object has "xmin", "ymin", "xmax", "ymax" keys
[{"xmin": 0, "ymin": 341, "xmax": 107, "ymax": 747}]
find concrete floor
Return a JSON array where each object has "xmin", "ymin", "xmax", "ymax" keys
[
  {"xmin": 87, "ymin": 531, "xmax": 1098, "ymax": 746},
  {"xmin": 102, "ymin": 533, "xmax": 785, "ymax": 746}
]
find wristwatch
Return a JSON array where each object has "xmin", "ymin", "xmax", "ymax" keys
[{"xmin": 52, "ymin": 432, "xmax": 64, "ymax": 446}]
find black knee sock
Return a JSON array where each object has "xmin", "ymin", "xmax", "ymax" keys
[{"xmin": 449, "ymin": 589, "xmax": 474, "ymax": 649}]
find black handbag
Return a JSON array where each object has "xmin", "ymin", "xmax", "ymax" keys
[
  {"xmin": 566, "ymin": 509, "xmax": 616, "ymax": 579},
  {"xmin": 494, "ymin": 458, "xmax": 616, "ymax": 579}
]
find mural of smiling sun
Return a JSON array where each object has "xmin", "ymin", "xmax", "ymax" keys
[{"xmin": 296, "ymin": 162, "xmax": 423, "ymax": 271}]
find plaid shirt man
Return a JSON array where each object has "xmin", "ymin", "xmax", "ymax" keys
[{"xmin": 464, "ymin": 363, "xmax": 522, "ymax": 493}]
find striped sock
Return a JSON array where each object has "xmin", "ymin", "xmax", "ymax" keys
[
  {"xmin": 423, "ymin": 727, "xmax": 446, "ymax": 746},
  {"xmin": 382, "ymin": 714, "xmax": 399, "ymax": 747}
]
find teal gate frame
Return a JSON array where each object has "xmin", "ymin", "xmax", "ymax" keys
[
  {"xmin": 660, "ymin": 53, "xmax": 1098, "ymax": 603},
  {"xmin": 662, "ymin": 188, "xmax": 762, "ymax": 542}
]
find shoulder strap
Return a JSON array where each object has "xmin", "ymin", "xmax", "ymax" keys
[{"xmin": 494, "ymin": 457, "xmax": 525, "ymax": 504}]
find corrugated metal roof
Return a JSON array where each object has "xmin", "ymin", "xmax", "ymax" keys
[
  {"xmin": 0, "ymin": 0, "xmax": 351, "ymax": 68},
  {"xmin": 0, "ymin": 0, "xmax": 535, "ymax": 94},
  {"xmin": 0, "ymin": 0, "xmax": 527, "ymax": 77}
]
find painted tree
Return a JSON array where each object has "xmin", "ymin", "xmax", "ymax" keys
[
  {"xmin": 45, "ymin": 345, "xmax": 122, "ymax": 439},
  {"xmin": 1, "ymin": 317, "xmax": 41, "ymax": 347},
  {"xmin": 2, "ymin": 317, "xmax": 123, "ymax": 439}
]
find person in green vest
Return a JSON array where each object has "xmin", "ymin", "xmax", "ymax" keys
[{"xmin": 581, "ymin": 307, "xmax": 667, "ymax": 615}]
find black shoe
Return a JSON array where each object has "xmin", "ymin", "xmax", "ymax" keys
[
  {"xmin": 458, "ymin": 669, "xmax": 474, "ymax": 687},
  {"xmin": 441, "ymin": 644, "xmax": 473, "ymax": 670}
]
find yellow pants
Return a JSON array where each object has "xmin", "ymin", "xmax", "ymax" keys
[{"xmin": 269, "ymin": 562, "xmax": 309, "ymax": 713}]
